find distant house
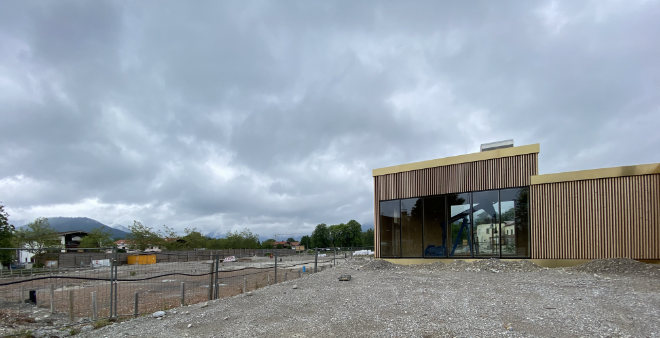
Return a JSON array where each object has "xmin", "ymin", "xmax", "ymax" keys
[
  {"xmin": 18, "ymin": 231, "xmax": 88, "ymax": 264},
  {"xmin": 273, "ymin": 241, "xmax": 291, "ymax": 249},
  {"xmin": 270, "ymin": 241, "xmax": 304, "ymax": 251},
  {"xmin": 114, "ymin": 239, "xmax": 161, "ymax": 252},
  {"xmin": 59, "ymin": 231, "xmax": 88, "ymax": 251},
  {"xmin": 115, "ymin": 239, "xmax": 131, "ymax": 250}
]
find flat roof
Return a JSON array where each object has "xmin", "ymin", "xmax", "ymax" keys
[
  {"xmin": 531, "ymin": 163, "xmax": 660, "ymax": 185},
  {"xmin": 372, "ymin": 143, "xmax": 540, "ymax": 176}
]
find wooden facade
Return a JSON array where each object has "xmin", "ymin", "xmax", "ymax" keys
[
  {"xmin": 373, "ymin": 144, "xmax": 539, "ymax": 258},
  {"xmin": 373, "ymin": 144, "xmax": 660, "ymax": 260},
  {"xmin": 530, "ymin": 170, "xmax": 660, "ymax": 260}
]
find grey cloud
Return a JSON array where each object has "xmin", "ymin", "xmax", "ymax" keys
[{"xmin": 1, "ymin": 1, "xmax": 658, "ymax": 236}]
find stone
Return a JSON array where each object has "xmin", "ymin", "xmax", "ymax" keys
[
  {"xmin": 292, "ymin": 285, "xmax": 298, "ymax": 289},
  {"xmin": 200, "ymin": 302, "xmax": 209, "ymax": 308},
  {"xmin": 187, "ymin": 324, "xmax": 192, "ymax": 328},
  {"xmin": 152, "ymin": 311, "xmax": 166, "ymax": 318}
]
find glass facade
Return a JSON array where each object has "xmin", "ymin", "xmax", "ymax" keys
[
  {"xmin": 448, "ymin": 193, "xmax": 471, "ymax": 257},
  {"xmin": 379, "ymin": 200, "xmax": 400, "ymax": 257},
  {"xmin": 472, "ymin": 190, "xmax": 499, "ymax": 256},
  {"xmin": 423, "ymin": 196, "xmax": 446, "ymax": 257},
  {"xmin": 401, "ymin": 198, "xmax": 423, "ymax": 257},
  {"xmin": 500, "ymin": 187, "xmax": 529, "ymax": 257},
  {"xmin": 379, "ymin": 187, "xmax": 530, "ymax": 258}
]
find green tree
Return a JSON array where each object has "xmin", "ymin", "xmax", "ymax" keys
[
  {"xmin": 128, "ymin": 221, "xmax": 163, "ymax": 251},
  {"xmin": 286, "ymin": 237, "xmax": 296, "ymax": 243},
  {"xmin": 261, "ymin": 238, "xmax": 276, "ymax": 249},
  {"xmin": 15, "ymin": 217, "xmax": 60, "ymax": 254},
  {"xmin": 181, "ymin": 228, "xmax": 208, "ymax": 249},
  {"xmin": 161, "ymin": 225, "xmax": 184, "ymax": 250},
  {"xmin": 0, "ymin": 204, "xmax": 15, "ymax": 266},
  {"xmin": 311, "ymin": 223, "xmax": 330, "ymax": 248},
  {"xmin": 299, "ymin": 235, "xmax": 311, "ymax": 249},
  {"xmin": 225, "ymin": 229, "xmax": 260, "ymax": 249},
  {"xmin": 328, "ymin": 223, "xmax": 347, "ymax": 247},
  {"xmin": 347, "ymin": 220, "xmax": 363, "ymax": 247},
  {"xmin": 79, "ymin": 228, "xmax": 114, "ymax": 248},
  {"xmin": 361, "ymin": 228, "xmax": 374, "ymax": 247}
]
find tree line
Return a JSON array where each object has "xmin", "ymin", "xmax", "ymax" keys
[
  {"xmin": 299, "ymin": 220, "xmax": 374, "ymax": 249},
  {"xmin": 0, "ymin": 203, "xmax": 374, "ymax": 265}
]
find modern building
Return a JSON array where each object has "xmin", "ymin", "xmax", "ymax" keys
[{"xmin": 372, "ymin": 142, "xmax": 659, "ymax": 261}]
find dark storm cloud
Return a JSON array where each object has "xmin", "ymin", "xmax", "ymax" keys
[{"xmin": 1, "ymin": 1, "xmax": 658, "ymax": 236}]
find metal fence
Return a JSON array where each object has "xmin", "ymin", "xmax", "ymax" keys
[{"xmin": 0, "ymin": 247, "xmax": 371, "ymax": 327}]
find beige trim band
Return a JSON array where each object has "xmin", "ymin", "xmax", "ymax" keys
[
  {"xmin": 372, "ymin": 143, "xmax": 540, "ymax": 177},
  {"xmin": 531, "ymin": 163, "xmax": 660, "ymax": 185}
]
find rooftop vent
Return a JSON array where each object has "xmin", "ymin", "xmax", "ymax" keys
[{"xmin": 480, "ymin": 139, "xmax": 514, "ymax": 152}]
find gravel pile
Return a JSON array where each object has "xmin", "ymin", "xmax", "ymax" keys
[
  {"xmin": 354, "ymin": 258, "xmax": 400, "ymax": 271},
  {"xmin": 77, "ymin": 258, "xmax": 659, "ymax": 338},
  {"xmin": 419, "ymin": 258, "xmax": 544, "ymax": 273},
  {"xmin": 567, "ymin": 258, "xmax": 660, "ymax": 276}
]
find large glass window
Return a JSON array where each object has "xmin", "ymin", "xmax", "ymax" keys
[
  {"xmin": 472, "ymin": 190, "xmax": 500, "ymax": 256},
  {"xmin": 379, "ymin": 200, "xmax": 401, "ymax": 257},
  {"xmin": 401, "ymin": 198, "xmax": 423, "ymax": 257},
  {"xmin": 500, "ymin": 187, "xmax": 529, "ymax": 257},
  {"xmin": 423, "ymin": 196, "xmax": 446, "ymax": 257},
  {"xmin": 448, "ymin": 193, "xmax": 472, "ymax": 257},
  {"xmin": 378, "ymin": 187, "xmax": 530, "ymax": 258}
]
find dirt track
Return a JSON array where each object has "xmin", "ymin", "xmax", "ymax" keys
[{"xmin": 78, "ymin": 258, "xmax": 659, "ymax": 337}]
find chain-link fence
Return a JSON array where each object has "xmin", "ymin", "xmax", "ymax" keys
[{"xmin": 0, "ymin": 247, "xmax": 371, "ymax": 327}]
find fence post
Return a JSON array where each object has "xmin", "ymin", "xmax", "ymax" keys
[
  {"xmin": 267, "ymin": 273, "xmax": 270, "ymax": 285},
  {"xmin": 284, "ymin": 271, "xmax": 287, "ymax": 281},
  {"xmin": 113, "ymin": 275, "xmax": 118, "ymax": 318},
  {"xmin": 299, "ymin": 269, "xmax": 301, "ymax": 278},
  {"xmin": 214, "ymin": 255, "xmax": 220, "ymax": 300},
  {"xmin": 314, "ymin": 250, "xmax": 318, "ymax": 273},
  {"xmin": 50, "ymin": 284, "xmax": 55, "ymax": 314},
  {"xmin": 109, "ymin": 249, "xmax": 116, "ymax": 319},
  {"xmin": 68, "ymin": 290, "xmax": 74, "ymax": 322},
  {"xmin": 180, "ymin": 282, "xmax": 185, "ymax": 306},
  {"xmin": 334, "ymin": 248, "xmax": 336, "ymax": 266},
  {"xmin": 243, "ymin": 277, "xmax": 247, "ymax": 293},
  {"xmin": 207, "ymin": 261, "xmax": 214, "ymax": 301},
  {"xmin": 134, "ymin": 292, "xmax": 139, "ymax": 317},
  {"xmin": 274, "ymin": 252, "xmax": 277, "ymax": 283},
  {"xmin": 92, "ymin": 291, "xmax": 97, "ymax": 321}
]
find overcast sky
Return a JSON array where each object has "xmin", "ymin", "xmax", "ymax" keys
[{"xmin": 1, "ymin": 1, "xmax": 658, "ymax": 237}]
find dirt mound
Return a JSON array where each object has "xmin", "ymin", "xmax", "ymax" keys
[
  {"xmin": 467, "ymin": 258, "xmax": 543, "ymax": 272},
  {"xmin": 359, "ymin": 259, "xmax": 400, "ymax": 271},
  {"xmin": 567, "ymin": 258, "xmax": 659, "ymax": 276},
  {"xmin": 419, "ymin": 259, "xmax": 544, "ymax": 273}
]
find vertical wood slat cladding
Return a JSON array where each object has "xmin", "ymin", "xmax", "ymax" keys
[
  {"xmin": 530, "ymin": 174, "xmax": 660, "ymax": 259},
  {"xmin": 374, "ymin": 153, "xmax": 537, "ymax": 201},
  {"xmin": 373, "ymin": 153, "xmax": 537, "ymax": 258}
]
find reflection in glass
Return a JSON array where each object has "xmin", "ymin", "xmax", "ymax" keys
[
  {"xmin": 448, "ymin": 193, "xmax": 472, "ymax": 256},
  {"xmin": 379, "ymin": 200, "xmax": 400, "ymax": 257},
  {"xmin": 472, "ymin": 190, "xmax": 500, "ymax": 256},
  {"xmin": 500, "ymin": 187, "xmax": 529, "ymax": 256},
  {"xmin": 401, "ymin": 198, "xmax": 423, "ymax": 257},
  {"xmin": 423, "ymin": 196, "xmax": 446, "ymax": 257}
]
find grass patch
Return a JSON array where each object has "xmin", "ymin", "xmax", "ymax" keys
[{"xmin": 93, "ymin": 318, "xmax": 114, "ymax": 329}]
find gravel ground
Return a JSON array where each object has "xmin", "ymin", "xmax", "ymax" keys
[{"xmin": 69, "ymin": 258, "xmax": 659, "ymax": 337}]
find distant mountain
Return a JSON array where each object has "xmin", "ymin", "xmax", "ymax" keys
[
  {"xmin": 109, "ymin": 224, "xmax": 131, "ymax": 233},
  {"xmin": 21, "ymin": 217, "xmax": 129, "ymax": 240}
]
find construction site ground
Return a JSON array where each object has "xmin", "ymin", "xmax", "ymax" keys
[{"xmin": 4, "ymin": 257, "xmax": 659, "ymax": 337}]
